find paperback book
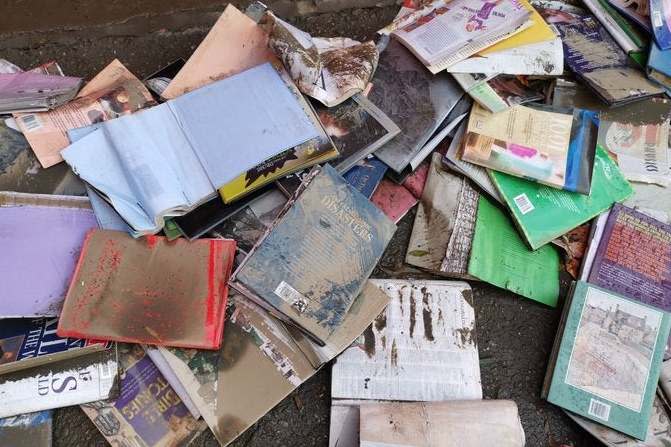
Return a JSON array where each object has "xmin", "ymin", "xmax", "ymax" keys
[
  {"xmin": 462, "ymin": 103, "xmax": 598, "ymax": 194},
  {"xmin": 231, "ymin": 164, "xmax": 396, "ymax": 345},
  {"xmin": 490, "ymin": 146, "xmax": 633, "ymax": 249},
  {"xmin": 543, "ymin": 281, "xmax": 671, "ymax": 440},
  {"xmin": 587, "ymin": 204, "xmax": 671, "ymax": 311},
  {"xmin": 81, "ymin": 344, "xmax": 206, "ymax": 447}
]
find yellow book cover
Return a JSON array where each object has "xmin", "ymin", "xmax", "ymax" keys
[
  {"xmin": 219, "ymin": 138, "xmax": 337, "ymax": 203},
  {"xmin": 479, "ymin": 0, "xmax": 555, "ymax": 55}
]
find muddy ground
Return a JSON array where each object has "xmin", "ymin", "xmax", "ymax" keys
[{"xmin": 1, "ymin": 1, "xmax": 600, "ymax": 445}]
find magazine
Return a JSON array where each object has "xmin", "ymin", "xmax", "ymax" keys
[{"xmin": 390, "ymin": 0, "xmax": 532, "ymax": 73}]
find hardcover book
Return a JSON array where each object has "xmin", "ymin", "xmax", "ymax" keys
[
  {"xmin": 370, "ymin": 39, "xmax": 464, "ymax": 174},
  {"xmin": 231, "ymin": 164, "xmax": 396, "ymax": 345},
  {"xmin": 462, "ymin": 103, "xmax": 598, "ymax": 194},
  {"xmin": 0, "ymin": 318, "xmax": 109, "ymax": 375},
  {"xmin": 588, "ymin": 204, "xmax": 671, "ymax": 311},
  {"xmin": 539, "ymin": 8, "xmax": 662, "ymax": 105},
  {"xmin": 342, "ymin": 157, "xmax": 388, "ymax": 199},
  {"xmin": 0, "ymin": 192, "xmax": 98, "ymax": 318},
  {"xmin": 81, "ymin": 344, "xmax": 206, "ymax": 447},
  {"xmin": 490, "ymin": 146, "xmax": 633, "ymax": 249},
  {"xmin": 647, "ymin": 42, "xmax": 671, "ymax": 92},
  {"xmin": 0, "ymin": 347, "xmax": 119, "ymax": 418},
  {"xmin": 544, "ymin": 281, "xmax": 671, "ymax": 440},
  {"xmin": 57, "ymin": 230, "xmax": 236, "ymax": 349},
  {"xmin": 468, "ymin": 194, "xmax": 561, "ymax": 306}
]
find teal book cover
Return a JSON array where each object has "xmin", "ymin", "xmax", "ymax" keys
[
  {"xmin": 547, "ymin": 281, "xmax": 671, "ymax": 440},
  {"xmin": 490, "ymin": 146, "xmax": 633, "ymax": 250},
  {"xmin": 231, "ymin": 164, "xmax": 396, "ymax": 345}
]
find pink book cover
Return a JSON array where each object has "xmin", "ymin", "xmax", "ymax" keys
[
  {"xmin": 57, "ymin": 230, "xmax": 236, "ymax": 349},
  {"xmin": 371, "ymin": 179, "xmax": 419, "ymax": 223}
]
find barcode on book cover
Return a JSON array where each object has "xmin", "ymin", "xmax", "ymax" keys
[
  {"xmin": 588, "ymin": 398, "xmax": 611, "ymax": 421},
  {"xmin": 21, "ymin": 114, "xmax": 42, "ymax": 132},
  {"xmin": 513, "ymin": 193, "xmax": 534, "ymax": 215},
  {"xmin": 274, "ymin": 281, "xmax": 308, "ymax": 313},
  {"xmin": 653, "ymin": 11, "xmax": 663, "ymax": 27}
]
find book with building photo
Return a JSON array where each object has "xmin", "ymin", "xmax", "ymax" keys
[
  {"xmin": 543, "ymin": 281, "xmax": 671, "ymax": 439},
  {"xmin": 388, "ymin": 0, "xmax": 532, "ymax": 73}
]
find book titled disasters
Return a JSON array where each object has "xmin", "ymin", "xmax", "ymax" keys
[
  {"xmin": 543, "ymin": 281, "xmax": 671, "ymax": 440},
  {"xmin": 230, "ymin": 164, "xmax": 396, "ymax": 345}
]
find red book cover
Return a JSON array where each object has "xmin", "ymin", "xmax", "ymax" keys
[{"xmin": 57, "ymin": 230, "xmax": 236, "ymax": 349}]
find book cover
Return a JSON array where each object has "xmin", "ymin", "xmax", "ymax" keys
[
  {"xmin": 490, "ymin": 146, "xmax": 633, "ymax": 250},
  {"xmin": 218, "ymin": 65, "xmax": 339, "ymax": 204},
  {"xmin": 647, "ymin": 42, "xmax": 671, "ymax": 92},
  {"xmin": 342, "ymin": 157, "xmax": 388, "ymax": 199},
  {"xmin": 607, "ymin": 0, "xmax": 652, "ymax": 32},
  {"xmin": 212, "ymin": 293, "xmax": 317, "ymax": 446},
  {"xmin": 462, "ymin": 103, "xmax": 598, "ymax": 194},
  {"xmin": 596, "ymin": 97, "xmax": 671, "ymax": 187},
  {"xmin": 0, "ymin": 193, "xmax": 98, "ymax": 318},
  {"xmin": 0, "ymin": 318, "xmax": 109, "ymax": 375},
  {"xmin": 0, "ymin": 411, "xmax": 52, "ymax": 447},
  {"xmin": 359, "ymin": 401, "xmax": 525, "ymax": 447},
  {"xmin": 540, "ymin": 8, "xmax": 662, "ymax": 105},
  {"xmin": 405, "ymin": 153, "xmax": 479, "ymax": 277},
  {"xmin": 566, "ymin": 395, "xmax": 671, "ymax": 446},
  {"xmin": 331, "ymin": 279, "xmax": 482, "ymax": 401},
  {"xmin": 371, "ymin": 39, "xmax": 464, "ymax": 174},
  {"xmin": 231, "ymin": 164, "xmax": 396, "ymax": 345},
  {"xmin": 651, "ymin": 0, "xmax": 671, "ymax": 49},
  {"xmin": 468, "ymin": 195, "xmax": 561, "ymax": 306},
  {"xmin": 80, "ymin": 344, "xmax": 206, "ymax": 447},
  {"xmin": 313, "ymin": 94, "xmax": 400, "ymax": 173},
  {"xmin": 0, "ymin": 347, "xmax": 119, "ymax": 418},
  {"xmin": 545, "ymin": 281, "xmax": 671, "ymax": 440},
  {"xmin": 588, "ymin": 204, "xmax": 671, "ymax": 311},
  {"xmin": 389, "ymin": 0, "xmax": 532, "ymax": 73},
  {"xmin": 370, "ymin": 178, "xmax": 419, "ymax": 223},
  {"xmin": 0, "ymin": 120, "xmax": 85, "ymax": 195},
  {"xmin": 57, "ymin": 230, "xmax": 236, "ymax": 350}
]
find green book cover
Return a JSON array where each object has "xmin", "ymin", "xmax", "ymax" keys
[
  {"xmin": 490, "ymin": 146, "xmax": 633, "ymax": 250},
  {"xmin": 162, "ymin": 218, "xmax": 184, "ymax": 240},
  {"xmin": 546, "ymin": 281, "xmax": 671, "ymax": 440},
  {"xmin": 467, "ymin": 195, "xmax": 560, "ymax": 307}
]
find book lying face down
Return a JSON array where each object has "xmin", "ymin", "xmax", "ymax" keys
[
  {"xmin": 57, "ymin": 230, "xmax": 236, "ymax": 349},
  {"xmin": 230, "ymin": 164, "xmax": 397, "ymax": 345}
]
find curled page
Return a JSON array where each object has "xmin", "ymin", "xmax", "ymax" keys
[{"xmin": 265, "ymin": 13, "xmax": 378, "ymax": 107}]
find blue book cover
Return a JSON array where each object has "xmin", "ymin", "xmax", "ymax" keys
[
  {"xmin": 0, "ymin": 410, "xmax": 52, "ymax": 447},
  {"xmin": 0, "ymin": 318, "xmax": 109, "ymax": 374},
  {"xmin": 651, "ymin": 0, "xmax": 671, "ymax": 49},
  {"xmin": 647, "ymin": 41, "xmax": 671, "ymax": 92},
  {"xmin": 232, "ymin": 164, "xmax": 396, "ymax": 344},
  {"xmin": 343, "ymin": 157, "xmax": 388, "ymax": 199},
  {"xmin": 545, "ymin": 281, "xmax": 671, "ymax": 440}
]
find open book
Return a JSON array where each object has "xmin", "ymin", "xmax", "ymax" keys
[
  {"xmin": 62, "ymin": 63, "xmax": 320, "ymax": 235},
  {"xmin": 390, "ymin": 0, "xmax": 533, "ymax": 73}
]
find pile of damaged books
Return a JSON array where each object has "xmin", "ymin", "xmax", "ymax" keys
[{"xmin": 1, "ymin": 0, "xmax": 671, "ymax": 446}]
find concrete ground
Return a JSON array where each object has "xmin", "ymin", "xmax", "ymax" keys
[{"xmin": 1, "ymin": 2, "xmax": 601, "ymax": 445}]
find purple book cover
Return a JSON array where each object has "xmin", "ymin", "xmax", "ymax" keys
[
  {"xmin": 589, "ymin": 203, "xmax": 671, "ymax": 311},
  {"xmin": 540, "ymin": 8, "xmax": 662, "ymax": 104},
  {"xmin": 0, "ymin": 203, "xmax": 98, "ymax": 318}
]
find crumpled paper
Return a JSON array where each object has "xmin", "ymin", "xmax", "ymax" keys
[{"xmin": 264, "ymin": 12, "xmax": 378, "ymax": 107}]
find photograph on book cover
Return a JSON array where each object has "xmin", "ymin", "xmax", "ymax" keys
[
  {"xmin": 0, "ymin": 336, "xmax": 23, "ymax": 365},
  {"xmin": 565, "ymin": 287, "xmax": 663, "ymax": 411}
]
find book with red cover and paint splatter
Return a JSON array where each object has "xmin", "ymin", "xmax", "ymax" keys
[{"xmin": 56, "ymin": 230, "xmax": 236, "ymax": 349}]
